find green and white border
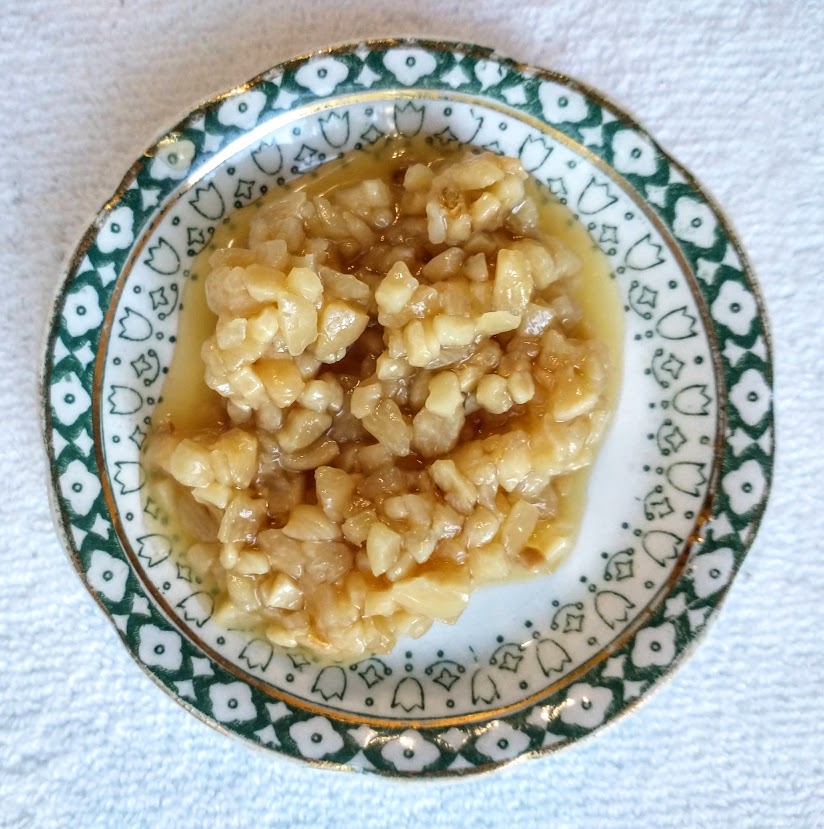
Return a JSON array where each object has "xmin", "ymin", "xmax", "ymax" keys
[{"xmin": 43, "ymin": 39, "xmax": 773, "ymax": 776}]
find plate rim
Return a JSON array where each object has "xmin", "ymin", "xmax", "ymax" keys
[{"xmin": 41, "ymin": 36, "xmax": 774, "ymax": 778}]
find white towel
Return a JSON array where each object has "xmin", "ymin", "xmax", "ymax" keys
[{"xmin": 1, "ymin": 0, "xmax": 822, "ymax": 826}]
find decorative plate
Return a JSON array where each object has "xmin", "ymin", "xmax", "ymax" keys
[{"xmin": 42, "ymin": 38, "xmax": 773, "ymax": 777}]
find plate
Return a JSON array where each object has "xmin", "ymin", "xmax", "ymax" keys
[{"xmin": 42, "ymin": 38, "xmax": 773, "ymax": 776}]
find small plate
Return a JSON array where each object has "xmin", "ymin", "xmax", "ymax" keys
[{"xmin": 42, "ymin": 38, "xmax": 773, "ymax": 777}]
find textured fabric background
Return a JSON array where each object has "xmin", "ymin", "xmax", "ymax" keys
[{"xmin": 1, "ymin": 1, "xmax": 822, "ymax": 826}]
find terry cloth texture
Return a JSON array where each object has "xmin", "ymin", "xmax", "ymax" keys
[{"xmin": 0, "ymin": 1, "xmax": 821, "ymax": 827}]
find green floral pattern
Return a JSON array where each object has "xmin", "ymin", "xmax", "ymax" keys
[{"xmin": 44, "ymin": 39, "xmax": 772, "ymax": 776}]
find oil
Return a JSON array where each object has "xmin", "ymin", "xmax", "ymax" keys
[
  {"xmin": 154, "ymin": 139, "xmax": 621, "ymax": 437},
  {"xmin": 150, "ymin": 139, "xmax": 624, "ymax": 601}
]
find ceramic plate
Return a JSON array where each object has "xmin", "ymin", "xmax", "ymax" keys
[{"xmin": 43, "ymin": 38, "xmax": 773, "ymax": 777}]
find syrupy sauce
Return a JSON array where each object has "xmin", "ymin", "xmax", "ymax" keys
[
  {"xmin": 150, "ymin": 137, "xmax": 623, "ymax": 582},
  {"xmin": 155, "ymin": 138, "xmax": 621, "ymax": 424}
]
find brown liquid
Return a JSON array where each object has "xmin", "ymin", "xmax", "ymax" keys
[
  {"xmin": 156, "ymin": 140, "xmax": 621, "ymax": 425},
  {"xmin": 153, "ymin": 140, "xmax": 623, "ymax": 573}
]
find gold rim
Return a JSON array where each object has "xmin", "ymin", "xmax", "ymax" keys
[
  {"xmin": 41, "ymin": 37, "xmax": 771, "ymax": 775},
  {"xmin": 91, "ymin": 86, "xmax": 727, "ymax": 729}
]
